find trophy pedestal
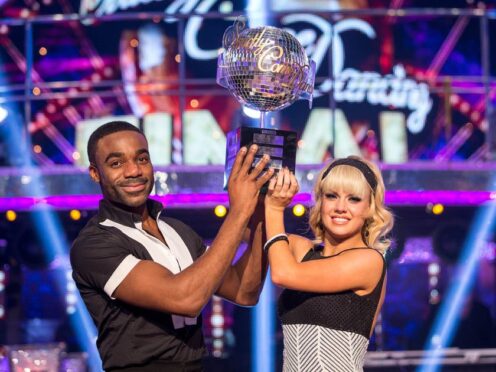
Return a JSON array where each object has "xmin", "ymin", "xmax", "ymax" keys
[{"xmin": 224, "ymin": 126, "xmax": 297, "ymax": 190}]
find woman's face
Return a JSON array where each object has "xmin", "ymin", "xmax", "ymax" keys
[{"xmin": 320, "ymin": 187, "xmax": 371, "ymax": 245}]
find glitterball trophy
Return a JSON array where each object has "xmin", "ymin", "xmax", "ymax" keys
[{"xmin": 217, "ymin": 18, "xmax": 316, "ymax": 189}]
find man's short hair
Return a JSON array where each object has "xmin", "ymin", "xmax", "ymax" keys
[{"xmin": 87, "ymin": 121, "xmax": 144, "ymax": 165}]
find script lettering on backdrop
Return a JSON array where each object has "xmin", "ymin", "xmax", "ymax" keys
[
  {"xmin": 278, "ymin": 14, "xmax": 432, "ymax": 134},
  {"xmin": 79, "ymin": 0, "xmax": 432, "ymax": 133}
]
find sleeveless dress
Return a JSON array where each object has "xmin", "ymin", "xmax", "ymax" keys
[{"xmin": 277, "ymin": 246, "xmax": 386, "ymax": 372}]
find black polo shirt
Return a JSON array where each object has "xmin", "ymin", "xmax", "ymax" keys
[{"xmin": 70, "ymin": 198, "xmax": 207, "ymax": 370}]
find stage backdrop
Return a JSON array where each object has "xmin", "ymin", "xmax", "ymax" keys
[{"xmin": 0, "ymin": 0, "xmax": 493, "ymax": 166}]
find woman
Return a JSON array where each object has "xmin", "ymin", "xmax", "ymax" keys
[{"xmin": 264, "ymin": 156, "xmax": 394, "ymax": 372}]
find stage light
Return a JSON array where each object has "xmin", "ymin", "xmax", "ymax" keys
[
  {"xmin": 103, "ymin": 67, "xmax": 113, "ymax": 77},
  {"xmin": 211, "ymin": 314, "xmax": 224, "ymax": 327},
  {"xmin": 130, "ymin": 38, "xmax": 139, "ymax": 48},
  {"xmin": 213, "ymin": 338, "xmax": 223, "ymax": 348},
  {"xmin": 212, "ymin": 328, "xmax": 223, "ymax": 338},
  {"xmin": 425, "ymin": 202, "xmax": 433, "ymax": 213},
  {"xmin": 32, "ymin": 87, "xmax": 41, "ymax": 96},
  {"xmin": 214, "ymin": 205, "xmax": 227, "ymax": 218},
  {"xmin": 91, "ymin": 73, "xmax": 101, "ymax": 83},
  {"xmin": 33, "ymin": 145, "xmax": 42, "ymax": 153},
  {"xmin": 210, "ymin": 296, "xmax": 225, "ymax": 358},
  {"xmin": 46, "ymin": 102, "xmax": 56, "ymax": 113},
  {"xmin": 67, "ymin": 281, "xmax": 76, "ymax": 292},
  {"xmin": 190, "ymin": 99, "xmax": 199, "ymax": 108},
  {"xmin": 0, "ymin": 106, "xmax": 7, "ymax": 123},
  {"xmin": 292, "ymin": 204, "xmax": 306, "ymax": 217},
  {"xmin": 219, "ymin": 1, "xmax": 233, "ymax": 13},
  {"xmin": 429, "ymin": 288, "xmax": 440, "ymax": 302},
  {"xmin": 175, "ymin": 54, "xmax": 181, "ymax": 63},
  {"xmin": 470, "ymin": 112, "xmax": 480, "ymax": 121},
  {"xmin": 460, "ymin": 102, "xmax": 470, "ymax": 113},
  {"xmin": 430, "ymin": 276, "xmax": 438, "ymax": 287},
  {"xmin": 432, "ymin": 203, "xmax": 444, "ymax": 215},
  {"xmin": 69, "ymin": 209, "xmax": 81, "ymax": 221},
  {"xmin": 66, "ymin": 293, "xmax": 78, "ymax": 306},
  {"xmin": 5, "ymin": 210, "xmax": 16, "ymax": 222},
  {"xmin": 428, "ymin": 262, "xmax": 440, "ymax": 275},
  {"xmin": 39, "ymin": 47, "xmax": 47, "ymax": 56},
  {"xmin": 72, "ymin": 151, "xmax": 81, "ymax": 161},
  {"xmin": 66, "ymin": 271, "xmax": 77, "ymax": 315}
]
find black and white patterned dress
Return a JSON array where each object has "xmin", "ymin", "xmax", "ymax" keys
[{"xmin": 278, "ymin": 247, "xmax": 386, "ymax": 372}]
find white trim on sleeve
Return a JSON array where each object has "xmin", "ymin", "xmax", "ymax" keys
[{"xmin": 104, "ymin": 254, "xmax": 141, "ymax": 299}]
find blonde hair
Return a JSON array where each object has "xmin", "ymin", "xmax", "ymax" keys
[{"xmin": 308, "ymin": 156, "xmax": 394, "ymax": 254}]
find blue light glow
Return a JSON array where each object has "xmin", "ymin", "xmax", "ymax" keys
[
  {"xmin": 0, "ymin": 60, "xmax": 101, "ymax": 370},
  {"xmin": 419, "ymin": 201, "xmax": 496, "ymax": 372},
  {"xmin": 0, "ymin": 105, "xmax": 7, "ymax": 123},
  {"xmin": 252, "ymin": 276, "xmax": 275, "ymax": 372},
  {"xmin": 246, "ymin": 0, "xmax": 268, "ymax": 27}
]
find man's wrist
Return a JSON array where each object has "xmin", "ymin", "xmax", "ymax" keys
[{"xmin": 225, "ymin": 208, "xmax": 252, "ymax": 229}]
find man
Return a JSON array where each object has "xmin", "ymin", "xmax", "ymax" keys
[{"xmin": 70, "ymin": 121, "xmax": 273, "ymax": 371}]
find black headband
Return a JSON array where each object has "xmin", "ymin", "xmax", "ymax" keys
[{"xmin": 321, "ymin": 158, "xmax": 378, "ymax": 192}]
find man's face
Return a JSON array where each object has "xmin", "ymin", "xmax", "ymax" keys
[{"xmin": 90, "ymin": 130, "xmax": 154, "ymax": 209}]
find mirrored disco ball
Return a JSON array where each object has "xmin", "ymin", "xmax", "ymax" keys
[{"xmin": 217, "ymin": 20, "xmax": 315, "ymax": 112}]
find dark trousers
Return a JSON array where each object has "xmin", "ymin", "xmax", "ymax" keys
[{"xmin": 107, "ymin": 359, "xmax": 204, "ymax": 372}]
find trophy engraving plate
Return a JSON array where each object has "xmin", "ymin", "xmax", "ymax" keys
[{"xmin": 224, "ymin": 127, "xmax": 297, "ymax": 189}]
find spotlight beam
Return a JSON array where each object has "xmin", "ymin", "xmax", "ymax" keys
[
  {"xmin": 418, "ymin": 201, "xmax": 496, "ymax": 372},
  {"xmin": 0, "ymin": 105, "xmax": 7, "ymax": 122},
  {"xmin": 252, "ymin": 277, "xmax": 275, "ymax": 372},
  {"xmin": 0, "ymin": 46, "xmax": 102, "ymax": 369}
]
